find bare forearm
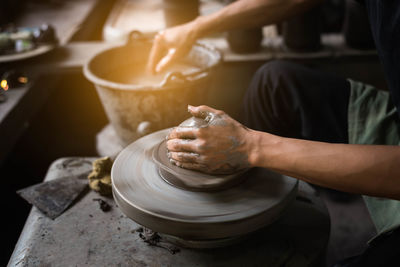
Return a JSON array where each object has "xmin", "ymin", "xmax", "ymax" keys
[
  {"xmin": 192, "ymin": 0, "xmax": 322, "ymax": 38},
  {"xmin": 248, "ymin": 130, "xmax": 400, "ymax": 199}
]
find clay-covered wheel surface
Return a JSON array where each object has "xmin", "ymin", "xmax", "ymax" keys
[
  {"xmin": 112, "ymin": 129, "xmax": 298, "ymax": 240},
  {"xmin": 153, "ymin": 140, "xmax": 248, "ymax": 191}
]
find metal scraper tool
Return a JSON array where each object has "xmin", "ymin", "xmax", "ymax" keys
[{"xmin": 17, "ymin": 172, "xmax": 89, "ymax": 219}]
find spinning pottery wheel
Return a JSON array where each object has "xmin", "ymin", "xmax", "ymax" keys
[
  {"xmin": 152, "ymin": 140, "xmax": 248, "ymax": 191},
  {"xmin": 112, "ymin": 129, "xmax": 298, "ymax": 247}
]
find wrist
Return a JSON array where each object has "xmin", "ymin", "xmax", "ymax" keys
[
  {"xmin": 245, "ymin": 129, "xmax": 262, "ymax": 168},
  {"xmin": 246, "ymin": 130, "xmax": 282, "ymax": 168},
  {"xmin": 191, "ymin": 15, "xmax": 213, "ymax": 39}
]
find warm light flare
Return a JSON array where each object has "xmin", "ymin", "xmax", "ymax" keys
[
  {"xmin": 1, "ymin": 80, "xmax": 8, "ymax": 91},
  {"xmin": 18, "ymin": 76, "xmax": 28, "ymax": 84}
]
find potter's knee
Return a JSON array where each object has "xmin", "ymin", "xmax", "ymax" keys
[{"xmin": 255, "ymin": 60, "xmax": 298, "ymax": 83}]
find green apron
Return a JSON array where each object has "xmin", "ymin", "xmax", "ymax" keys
[{"xmin": 348, "ymin": 79, "xmax": 400, "ymax": 240}]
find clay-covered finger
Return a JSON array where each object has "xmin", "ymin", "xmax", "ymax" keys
[
  {"xmin": 156, "ymin": 48, "xmax": 177, "ymax": 73},
  {"xmin": 168, "ymin": 151, "xmax": 200, "ymax": 163},
  {"xmin": 174, "ymin": 161, "xmax": 207, "ymax": 172},
  {"xmin": 148, "ymin": 33, "xmax": 165, "ymax": 74},
  {"xmin": 166, "ymin": 139, "xmax": 198, "ymax": 153},
  {"xmin": 168, "ymin": 127, "xmax": 197, "ymax": 140}
]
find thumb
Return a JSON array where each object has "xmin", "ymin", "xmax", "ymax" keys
[
  {"xmin": 188, "ymin": 105, "xmax": 217, "ymax": 118},
  {"xmin": 155, "ymin": 48, "xmax": 177, "ymax": 73}
]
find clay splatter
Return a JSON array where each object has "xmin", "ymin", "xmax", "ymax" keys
[
  {"xmin": 93, "ymin": 198, "xmax": 112, "ymax": 212},
  {"xmin": 136, "ymin": 227, "xmax": 180, "ymax": 255}
]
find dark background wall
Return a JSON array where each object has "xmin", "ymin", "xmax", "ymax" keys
[
  {"xmin": 1, "ymin": 73, "xmax": 108, "ymax": 264},
  {"xmin": 0, "ymin": 0, "xmax": 115, "ymax": 264}
]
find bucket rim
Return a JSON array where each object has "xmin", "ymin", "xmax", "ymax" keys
[{"xmin": 83, "ymin": 41, "xmax": 221, "ymax": 91}]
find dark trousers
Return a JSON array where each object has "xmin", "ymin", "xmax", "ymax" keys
[
  {"xmin": 241, "ymin": 60, "xmax": 400, "ymax": 267},
  {"xmin": 334, "ymin": 228, "xmax": 400, "ymax": 267},
  {"xmin": 242, "ymin": 60, "xmax": 350, "ymax": 143}
]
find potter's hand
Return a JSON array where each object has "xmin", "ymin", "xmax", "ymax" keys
[
  {"xmin": 167, "ymin": 105, "xmax": 253, "ymax": 175},
  {"xmin": 148, "ymin": 22, "xmax": 198, "ymax": 74}
]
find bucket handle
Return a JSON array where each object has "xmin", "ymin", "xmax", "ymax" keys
[
  {"xmin": 160, "ymin": 70, "xmax": 208, "ymax": 88},
  {"xmin": 160, "ymin": 71, "xmax": 187, "ymax": 87}
]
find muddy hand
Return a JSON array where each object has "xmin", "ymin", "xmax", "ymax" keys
[
  {"xmin": 148, "ymin": 22, "xmax": 198, "ymax": 74},
  {"xmin": 166, "ymin": 105, "xmax": 252, "ymax": 174}
]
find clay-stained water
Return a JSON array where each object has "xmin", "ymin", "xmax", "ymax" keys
[{"xmin": 104, "ymin": 62, "xmax": 200, "ymax": 87}]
